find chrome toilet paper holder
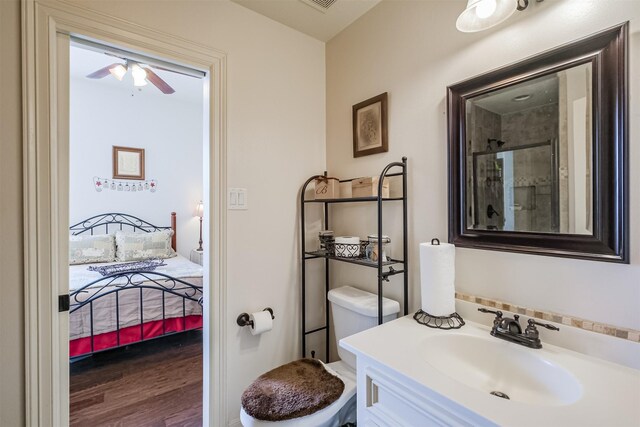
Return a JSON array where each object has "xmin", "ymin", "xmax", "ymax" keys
[{"xmin": 237, "ymin": 307, "xmax": 275, "ymax": 328}]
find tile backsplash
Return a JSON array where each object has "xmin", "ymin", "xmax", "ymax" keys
[{"xmin": 456, "ymin": 291, "xmax": 640, "ymax": 343}]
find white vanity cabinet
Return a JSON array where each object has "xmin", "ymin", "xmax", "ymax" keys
[{"xmin": 355, "ymin": 354, "xmax": 493, "ymax": 427}]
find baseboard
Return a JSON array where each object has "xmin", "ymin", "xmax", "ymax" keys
[{"xmin": 228, "ymin": 417, "xmax": 242, "ymax": 427}]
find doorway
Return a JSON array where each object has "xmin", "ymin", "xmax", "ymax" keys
[
  {"xmin": 23, "ymin": 2, "xmax": 228, "ymax": 425},
  {"xmin": 67, "ymin": 40, "xmax": 206, "ymax": 425}
]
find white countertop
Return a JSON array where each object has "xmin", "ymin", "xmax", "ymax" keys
[{"xmin": 340, "ymin": 314, "xmax": 640, "ymax": 427}]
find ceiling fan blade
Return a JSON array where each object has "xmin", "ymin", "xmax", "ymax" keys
[
  {"xmin": 86, "ymin": 63, "xmax": 122, "ymax": 79},
  {"xmin": 144, "ymin": 67, "xmax": 175, "ymax": 94}
]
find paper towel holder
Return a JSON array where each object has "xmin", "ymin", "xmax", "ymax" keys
[
  {"xmin": 237, "ymin": 308, "xmax": 275, "ymax": 328},
  {"xmin": 413, "ymin": 310, "xmax": 465, "ymax": 330}
]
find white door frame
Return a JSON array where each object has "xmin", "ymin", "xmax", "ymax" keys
[{"xmin": 21, "ymin": 1, "xmax": 228, "ymax": 425}]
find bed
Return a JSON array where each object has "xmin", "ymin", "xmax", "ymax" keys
[{"xmin": 68, "ymin": 213, "xmax": 203, "ymax": 358}]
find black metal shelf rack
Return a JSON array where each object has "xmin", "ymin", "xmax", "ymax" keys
[{"xmin": 300, "ymin": 157, "xmax": 408, "ymax": 361}]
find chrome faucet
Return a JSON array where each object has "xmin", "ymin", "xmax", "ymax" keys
[{"xmin": 478, "ymin": 308, "xmax": 559, "ymax": 349}]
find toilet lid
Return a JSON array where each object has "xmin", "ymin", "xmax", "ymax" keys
[{"xmin": 241, "ymin": 358, "xmax": 345, "ymax": 422}]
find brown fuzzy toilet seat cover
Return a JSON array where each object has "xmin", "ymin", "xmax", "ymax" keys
[{"xmin": 241, "ymin": 358, "xmax": 345, "ymax": 421}]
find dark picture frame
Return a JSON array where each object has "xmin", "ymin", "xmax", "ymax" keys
[
  {"xmin": 447, "ymin": 23, "xmax": 628, "ymax": 263},
  {"xmin": 113, "ymin": 146, "xmax": 145, "ymax": 180},
  {"xmin": 353, "ymin": 92, "xmax": 388, "ymax": 158}
]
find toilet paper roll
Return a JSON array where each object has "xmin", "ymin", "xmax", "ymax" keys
[
  {"xmin": 250, "ymin": 310, "xmax": 273, "ymax": 336},
  {"xmin": 419, "ymin": 240, "xmax": 456, "ymax": 316}
]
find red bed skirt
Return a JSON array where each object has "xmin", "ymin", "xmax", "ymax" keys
[{"xmin": 70, "ymin": 315, "xmax": 202, "ymax": 357}]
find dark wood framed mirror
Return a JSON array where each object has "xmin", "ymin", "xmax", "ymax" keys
[{"xmin": 447, "ymin": 23, "xmax": 628, "ymax": 263}]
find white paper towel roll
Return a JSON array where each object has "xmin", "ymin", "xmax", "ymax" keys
[
  {"xmin": 420, "ymin": 240, "xmax": 456, "ymax": 316},
  {"xmin": 250, "ymin": 310, "xmax": 273, "ymax": 335}
]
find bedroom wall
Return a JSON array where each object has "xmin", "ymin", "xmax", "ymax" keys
[
  {"xmin": 0, "ymin": 0, "xmax": 25, "ymax": 425},
  {"xmin": 326, "ymin": 0, "xmax": 640, "ymax": 336},
  {"xmin": 69, "ymin": 73, "xmax": 204, "ymax": 258}
]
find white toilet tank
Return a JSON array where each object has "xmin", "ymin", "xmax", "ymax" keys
[{"xmin": 328, "ymin": 286, "xmax": 400, "ymax": 369}]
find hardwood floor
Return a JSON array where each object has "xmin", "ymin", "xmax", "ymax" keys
[{"xmin": 70, "ymin": 331, "xmax": 203, "ymax": 427}]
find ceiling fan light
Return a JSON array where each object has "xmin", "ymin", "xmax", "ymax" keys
[
  {"xmin": 133, "ymin": 76, "xmax": 148, "ymax": 87},
  {"xmin": 108, "ymin": 64, "xmax": 127, "ymax": 81},
  {"xmin": 456, "ymin": 0, "xmax": 518, "ymax": 33},
  {"xmin": 131, "ymin": 64, "xmax": 148, "ymax": 87}
]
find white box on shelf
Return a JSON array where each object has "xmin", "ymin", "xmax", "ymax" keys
[{"xmin": 352, "ymin": 176, "xmax": 390, "ymax": 198}]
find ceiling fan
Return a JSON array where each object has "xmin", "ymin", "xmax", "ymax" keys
[{"xmin": 86, "ymin": 60, "xmax": 175, "ymax": 94}]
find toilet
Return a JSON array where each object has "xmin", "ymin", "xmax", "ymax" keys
[{"xmin": 240, "ymin": 286, "xmax": 400, "ymax": 427}]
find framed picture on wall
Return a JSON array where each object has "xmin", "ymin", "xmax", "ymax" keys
[
  {"xmin": 352, "ymin": 92, "xmax": 388, "ymax": 158},
  {"xmin": 113, "ymin": 146, "xmax": 145, "ymax": 180}
]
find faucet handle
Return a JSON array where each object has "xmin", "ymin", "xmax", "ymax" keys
[
  {"xmin": 478, "ymin": 308, "xmax": 503, "ymax": 328},
  {"xmin": 527, "ymin": 318, "xmax": 560, "ymax": 331},
  {"xmin": 478, "ymin": 308, "xmax": 502, "ymax": 317}
]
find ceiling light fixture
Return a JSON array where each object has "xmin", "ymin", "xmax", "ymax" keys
[
  {"xmin": 475, "ymin": 0, "xmax": 497, "ymax": 19},
  {"xmin": 86, "ymin": 56, "xmax": 176, "ymax": 94},
  {"xmin": 131, "ymin": 63, "xmax": 148, "ymax": 87},
  {"xmin": 456, "ymin": 0, "xmax": 543, "ymax": 33},
  {"xmin": 108, "ymin": 63, "xmax": 127, "ymax": 81}
]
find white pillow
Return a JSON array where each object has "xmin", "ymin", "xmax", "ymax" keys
[
  {"xmin": 69, "ymin": 234, "xmax": 116, "ymax": 265},
  {"xmin": 115, "ymin": 230, "xmax": 176, "ymax": 262}
]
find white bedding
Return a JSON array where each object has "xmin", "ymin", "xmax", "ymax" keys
[
  {"xmin": 69, "ymin": 254, "xmax": 203, "ymax": 340},
  {"xmin": 68, "ymin": 254, "xmax": 203, "ymax": 291}
]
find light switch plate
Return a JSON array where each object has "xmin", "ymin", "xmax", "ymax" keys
[{"xmin": 228, "ymin": 188, "xmax": 248, "ymax": 210}]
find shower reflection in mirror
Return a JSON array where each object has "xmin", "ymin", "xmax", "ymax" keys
[{"xmin": 465, "ymin": 62, "xmax": 592, "ymax": 234}]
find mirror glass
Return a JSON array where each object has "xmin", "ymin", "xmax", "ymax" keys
[{"xmin": 464, "ymin": 63, "xmax": 592, "ymax": 234}]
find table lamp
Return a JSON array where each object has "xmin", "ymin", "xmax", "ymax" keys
[{"xmin": 195, "ymin": 200, "xmax": 204, "ymax": 251}]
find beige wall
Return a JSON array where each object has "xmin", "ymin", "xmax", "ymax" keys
[
  {"xmin": 3, "ymin": 0, "xmax": 325, "ymax": 424},
  {"xmin": 326, "ymin": 0, "xmax": 640, "ymax": 334},
  {"xmin": 0, "ymin": 0, "xmax": 25, "ymax": 425}
]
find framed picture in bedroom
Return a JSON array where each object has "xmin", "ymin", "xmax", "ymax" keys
[
  {"xmin": 113, "ymin": 146, "xmax": 145, "ymax": 180},
  {"xmin": 352, "ymin": 92, "xmax": 388, "ymax": 158}
]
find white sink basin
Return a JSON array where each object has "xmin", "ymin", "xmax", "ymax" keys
[
  {"xmin": 422, "ymin": 334, "xmax": 583, "ymax": 406},
  {"xmin": 341, "ymin": 315, "xmax": 640, "ymax": 426}
]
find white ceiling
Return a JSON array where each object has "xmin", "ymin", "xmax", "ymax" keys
[
  {"xmin": 231, "ymin": 0, "xmax": 382, "ymax": 42},
  {"xmin": 472, "ymin": 74, "xmax": 559, "ymax": 115}
]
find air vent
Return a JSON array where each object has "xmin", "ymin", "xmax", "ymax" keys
[{"xmin": 299, "ymin": 0, "xmax": 338, "ymax": 13}]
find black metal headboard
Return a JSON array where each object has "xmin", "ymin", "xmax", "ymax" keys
[{"xmin": 69, "ymin": 212, "xmax": 177, "ymax": 251}]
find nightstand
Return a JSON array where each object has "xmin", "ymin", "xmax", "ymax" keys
[{"xmin": 190, "ymin": 249, "xmax": 204, "ymax": 266}]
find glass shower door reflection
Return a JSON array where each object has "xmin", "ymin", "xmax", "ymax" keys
[{"xmin": 472, "ymin": 140, "xmax": 559, "ymax": 233}]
